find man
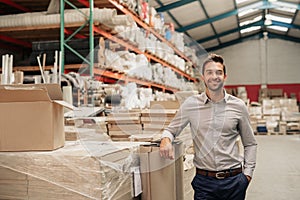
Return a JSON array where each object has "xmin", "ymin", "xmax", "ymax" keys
[{"xmin": 159, "ymin": 54, "xmax": 257, "ymax": 200}]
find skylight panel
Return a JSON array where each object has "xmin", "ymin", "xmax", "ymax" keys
[
  {"xmin": 266, "ymin": 14, "xmax": 292, "ymax": 24},
  {"xmin": 274, "ymin": 7, "xmax": 296, "ymax": 14},
  {"xmin": 273, "ymin": 1, "xmax": 298, "ymax": 12},
  {"xmin": 240, "ymin": 26, "xmax": 261, "ymax": 34},
  {"xmin": 268, "ymin": 25, "xmax": 288, "ymax": 32},
  {"xmin": 235, "ymin": 0, "xmax": 252, "ymax": 4},
  {"xmin": 240, "ymin": 16, "xmax": 262, "ymax": 26},
  {"xmin": 238, "ymin": 8, "xmax": 259, "ymax": 17}
]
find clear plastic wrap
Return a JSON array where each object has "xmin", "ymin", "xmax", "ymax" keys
[{"xmin": 0, "ymin": 130, "xmax": 140, "ymax": 200}]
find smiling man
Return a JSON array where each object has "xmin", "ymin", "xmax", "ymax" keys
[{"xmin": 160, "ymin": 54, "xmax": 257, "ymax": 200}]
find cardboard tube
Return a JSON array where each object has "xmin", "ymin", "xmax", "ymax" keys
[
  {"xmin": 37, "ymin": 56, "xmax": 46, "ymax": 83},
  {"xmin": 53, "ymin": 50, "xmax": 58, "ymax": 83},
  {"xmin": 8, "ymin": 55, "xmax": 13, "ymax": 84},
  {"xmin": 58, "ymin": 51, "xmax": 62, "ymax": 86}
]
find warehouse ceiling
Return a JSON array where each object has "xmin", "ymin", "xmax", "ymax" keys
[
  {"xmin": 0, "ymin": 0, "xmax": 299, "ymax": 53},
  {"xmin": 150, "ymin": 0, "xmax": 300, "ymax": 51}
]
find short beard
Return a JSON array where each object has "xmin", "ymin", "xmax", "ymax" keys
[{"xmin": 206, "ymin": 81, "xmax": 224, "ymax": 92}]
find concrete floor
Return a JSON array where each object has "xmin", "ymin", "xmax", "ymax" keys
[{"xmin": 246, "ymin": 135, "xmax": 300, "ymax": 200}]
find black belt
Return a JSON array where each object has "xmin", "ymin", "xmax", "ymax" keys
[{"xmin": 196, "ymin": 167, "xmax": 242, "ymax": 179}]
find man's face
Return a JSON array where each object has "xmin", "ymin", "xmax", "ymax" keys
[{"xmin": 202, "ymin": 61, "xmax": 227, "ymax": 92}]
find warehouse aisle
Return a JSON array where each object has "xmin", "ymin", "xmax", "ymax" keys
[{"xmin": 246, "ymin": 135, "xmax": 300, "ymax": 200}]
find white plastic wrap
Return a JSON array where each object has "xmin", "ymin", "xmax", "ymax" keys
[
  {"xmin": 0, "ymin": 130, "xmax": 140, "ymax": 200},
  {"xmin": 0, "ymin": 8, "xmax": 136, "ymax": 31}
]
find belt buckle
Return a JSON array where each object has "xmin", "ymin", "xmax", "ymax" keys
[{"xmin": 216, "ymin": 172, "xmax": 226, "ymax": 179}]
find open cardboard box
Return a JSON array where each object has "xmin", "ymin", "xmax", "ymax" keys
[{"xmin": 0, "ymin": 84, "xmax": 74, "ymax": 151}]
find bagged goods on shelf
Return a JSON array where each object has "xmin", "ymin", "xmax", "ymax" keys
[
  {"xmin": 152, "ymin": 63, "xmax": 164, "ymax": 84},
  {"xmin": 120, "ymin": 0, "xmax": 138, "ymax": 12},
  {"xmin": 128, "ymin": 56, "xmax": 152, "ymax": 81},
  {"xmin": 0, "ymin": 8, "xmax": 135, "ymax": 31},
  {"xmin": 184, "ymin": 46, "xmax": 198, "ymax": 65},
  {"xmin": 170, "ymin": 32, "xmax": 185, "ymax": 52}
]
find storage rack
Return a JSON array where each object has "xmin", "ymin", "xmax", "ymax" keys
[{"xmin": 0, "ymin": 0, "xmax": 198, "ymax": 93}]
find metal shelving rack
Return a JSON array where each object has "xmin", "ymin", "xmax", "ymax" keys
[
  {"xmin": 0, "ymin": 0, "xmax": 196, "ymax": 92},
  {"xmin": 60, "ymin": 0, "xmax": 94, "ymax": 77}
]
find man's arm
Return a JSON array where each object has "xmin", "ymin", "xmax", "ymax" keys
[
  {"xmin": 159, "ymin": 97, "xmax": 191, "ymax": 159},
  {"xmin": 239, "ymin": 104, "xmax": 258, "ymax": 179}
]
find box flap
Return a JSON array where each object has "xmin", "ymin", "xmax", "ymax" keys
[
  {"xmin": 53, "ymin": 100, "xmax": 75, "ymax": 110},
  {"xmin": 32, "ymin": 84, "xmax": 63, "ymax": 100},
  {"xmin": 0, "ymin": 86, "xmax": 51, "ymax": 102},
  {"xmin": 0, "ymin": 84, "xmax": 63, "ymax": 102}
]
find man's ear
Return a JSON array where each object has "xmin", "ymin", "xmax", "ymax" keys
[{"xmin": 224, "ymin": 74, "xmax": 227, "ymax": 80}]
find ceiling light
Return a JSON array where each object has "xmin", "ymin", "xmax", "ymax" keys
[
  {"xmin": 266, "ymin": 14, "xmax": 292, "ymax": 24},
  {"xmin": 238, "ymin": 8, "xmax": 258, "ymax": 17},
  {"xmin": 235, "ymin": 0, "xmax": 252, "ymax": 4},
  {"xmin": 268, "ymin": 26, "xmax": 288, "ymax": 32},
  {"xmin": 240, "ymin": 16, "xmax": 262, "ymax": 26},
  {"xmin": 241, "ymin": 26, "xmax": 261, "ymax": 34},
  {"xmin": 274, "ymin": 7, "xmax": 296, "ymax": 13},
  {"xmin": 273, "ymin": 1, "xmax": 298, "ymax": 10}
]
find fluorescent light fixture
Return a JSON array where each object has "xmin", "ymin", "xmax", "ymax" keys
[
  {"xmin": 238, "ymin": 8, "xmax": 259, "ymax": 17},
  {"xmin": 240, "ymin": 16, "xmax": 262, "ymax": 26},
  {"xmin": 266, "ymin": 14, "xmax": 292, "ymax": 24},
  {"xmin": 238, "ymin": 1, "xmax": 263, "ymax": 13},
  {"xmin": 235, "ymin": 0, "xmax": 252, "ymax": 4},
  {"xmin": 274, "ymin": 7, "xmax": 296, "ymax": 13},
  {"xmin": 240, "ymin": 26, "xmax": 261, "ymax": 34},
  {"xmin": 268, "ymin": 25, "xmax": 288, "ymax": 32},
  {"xmin": 273, "ymin": 1, "xmax": 298, "ymax": 10}
]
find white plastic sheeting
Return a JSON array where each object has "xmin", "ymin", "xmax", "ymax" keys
[{"xmin": 0, "ymin": 8, "xmax": 135, "ymax": 30}]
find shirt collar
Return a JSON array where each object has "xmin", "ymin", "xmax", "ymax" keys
[{"xmin": 201, "ymin": 89, "xmax": 229, "ymax": 104}]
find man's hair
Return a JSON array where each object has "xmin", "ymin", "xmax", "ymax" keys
[{"xmin": 202, "ymin": 54, "xmax": 226, "ymax": 75}]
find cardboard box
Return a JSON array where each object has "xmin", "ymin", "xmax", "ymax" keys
[
  {"xmin": 150, "ymin": 101, "xmax": 180, "ymax": 109},
  {"xmin": 140, "ymin": 142, "xmax": 183, "ymax": 200},
  {"xmin": 0, "ymin": 84, "xmax": 73, "ymax": 151}
]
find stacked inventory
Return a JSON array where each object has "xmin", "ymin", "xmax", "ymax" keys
[
  {"xmin": 249, "ymin": 98, "xmax": 300, "ymax": 135},
  {"xmin": 106, "ymin": 112, "xmax": 142, "ymax": 141},
  {"xmin": 140, "ymin": 101, "xmax": 179, "ymax": 135},
  {"xmin": 0, "ymin": 139, "xmax": 139, "ymax": 200},
  {"xmin": 141, "ymin": 109, "xmax": 177, "ymax": 134}
]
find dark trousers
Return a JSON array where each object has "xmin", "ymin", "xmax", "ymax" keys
[{"xmin": 191, "ymin": 173, "xmax": 249, "ymax": 200}]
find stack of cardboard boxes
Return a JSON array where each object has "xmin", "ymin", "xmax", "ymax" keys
[
  {"xmin": 249, "ymin": 98, "xmax": 299, "ymax": 135},
  {"xmin": 0, "ymin": 85, "xmax": 194, "ymax": 200},
  {"xmin": 106, "ymin": 112, "xmax": 142, "ymax": 141}
]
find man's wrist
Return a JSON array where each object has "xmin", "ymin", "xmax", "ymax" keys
[{"xmin": 161, "ymin": 137, "xmax": 171, "ymax": 143}]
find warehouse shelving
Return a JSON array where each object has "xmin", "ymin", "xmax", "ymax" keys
[
  {"xmin": 93, "ymin": 26, "xmax": 197, "ymax": 82},
  {"xmin": 107, "ymin": 0, "xmax": 196, "ymax": 67},
  {"xmin": 0, "ymin": 0, "xmax": 197, "ymax": 92},
  {"xmin": 11, "ymin": 64, "xmax": 178, "ymax": 93}
]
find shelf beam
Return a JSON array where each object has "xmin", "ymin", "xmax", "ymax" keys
[
  {"xmin": 93, "ymin": 68, "xmax": 179, "ymax": 93},
  {"xmin": 60, "ymin": 0, "xmax": 94, "ymax": 77}
]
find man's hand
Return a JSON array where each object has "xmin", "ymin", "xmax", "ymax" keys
[
  {"xmin": 159, "ymin": 137, "xmax": 174, "ymax": 160},
  {"xmin": 246, "ymin": 175, "xmax": 252, "ymax": 183}
]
